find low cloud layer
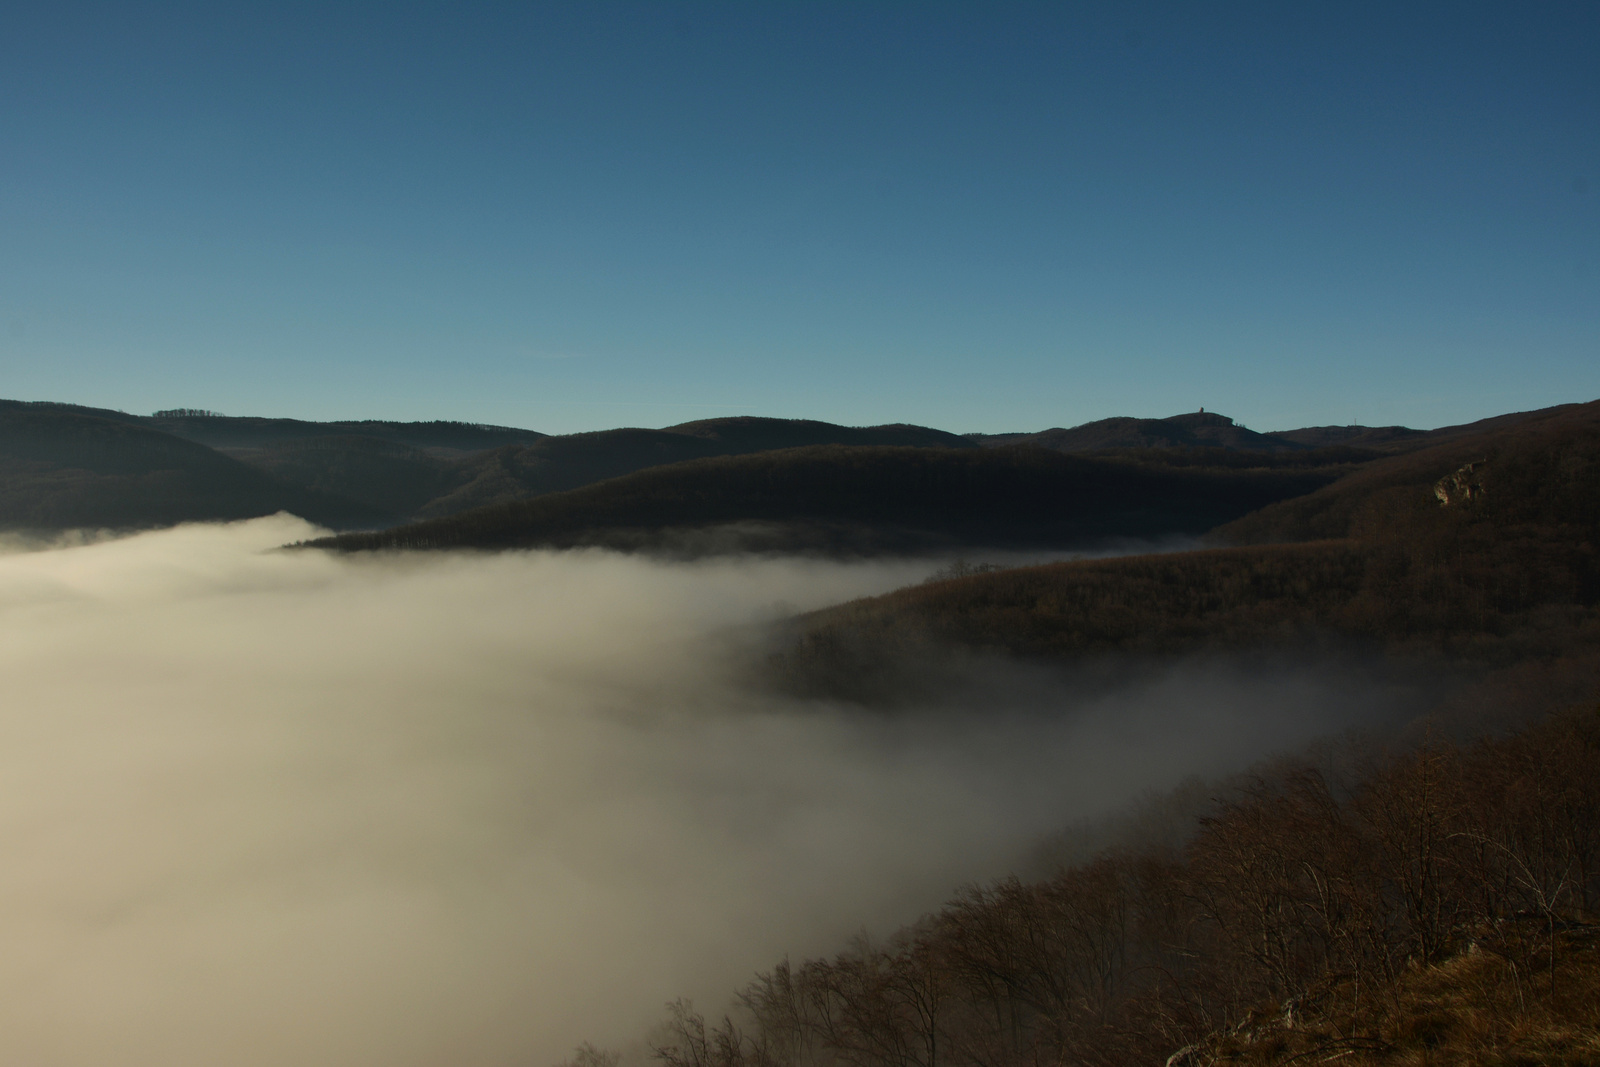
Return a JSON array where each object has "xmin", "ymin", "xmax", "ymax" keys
[{"xmin": 0, "ymin": 516, "xmax": 1404, "ymax": 1067}]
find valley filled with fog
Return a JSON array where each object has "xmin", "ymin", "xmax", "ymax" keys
[{"xmin": 0, "ymin": 516, "xmax": 1409, "ymax": 1067}]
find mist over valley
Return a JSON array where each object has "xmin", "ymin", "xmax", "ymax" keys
[
  {"xmin": 0, "ymin": 394, "xmax": 1596, "ymax": 1063},
  {"xmin": 0, "ymin": 514, "xmax": 1423, "ymax": 1066}
]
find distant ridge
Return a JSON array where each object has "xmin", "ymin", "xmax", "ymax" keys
[
  {"xmin": 969, "ymin": 411, "xmax": 1304, "ymax": 452},
  {"xmin": 1, "ymin": 397, "xmax": 1585, "ymax": 539},
  {"xmin": 966, "ymin": 407, "xmax": 1570, "ymax": 457},
  {"xmin": 0, "ymin": 402, "xmax": 380, "ymax": 530},
  {"xmin": 0, "ymin": 403, "xmax": 985, "ymax": 532},
  {"xmin": 1265, "ymin": 424, "xmax": 1429, "ymax": 449},
  {"xmin": 664, "ymin": 416, "xmax": 974, "ymax": 452},
  {"xmin": 148, "ymin": 412, "xmax": 548, "ymax": 454}
]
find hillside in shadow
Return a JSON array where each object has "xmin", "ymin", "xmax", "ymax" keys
[
  {"xmin": 0, "ymin": 406, "xmax": 987, "ymax": 532},
  {"xmin": 769, "ymin": 400, "xmax": 1600, "ymax": 703},
  {"xmin": 966, "ymin": 405, "xmax": 1563, "ymax": 454},
  {"xmin": 0, "ymin": 403, "xmax": 383, "ymax": 531},
  {"xmin": 4, "ymin": 397, "xmax": 1587, "ymax": 544},
  {"xmin": 305, "ymin": 444, "xmax": 1347, "ymax": 556}
]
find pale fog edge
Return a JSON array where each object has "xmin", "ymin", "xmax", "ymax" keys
[{"xmin": 0, "ymin": 514, "xmax": 1398, "ymax": 1067}]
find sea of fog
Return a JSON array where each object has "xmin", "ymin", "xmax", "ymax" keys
[{"xmin": 0, "ymin": 515, "xmax": 1403, "ymax": 1067}]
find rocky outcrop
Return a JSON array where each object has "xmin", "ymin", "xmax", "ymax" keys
[{"xmin": 1434, "ymin": 461, "xmax": 1485, "ymax": 506}]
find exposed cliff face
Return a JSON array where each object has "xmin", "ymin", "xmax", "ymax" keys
[{"xmin": 1434, "ymin": 461, "xmax": 1486, "ymax": 506}]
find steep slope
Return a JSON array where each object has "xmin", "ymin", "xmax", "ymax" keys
[{"xmin": 643, "ymin": 705, "xmax": 1600, "ymax": 1067}]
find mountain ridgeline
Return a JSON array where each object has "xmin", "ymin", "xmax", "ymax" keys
[
  {"xmin": 8, "ymin": 394, "xmax": 1599, "ymax": 1064},
  {"xmin": 770, "ymin": 399, "xmax": 1600, "ymax": 702},
  {"xmin": 0, "ymin": 400, "xmax": 1440, "ymax": 541},
  {"xmin": 0, "ymin": 402, "xmax": 978, "ymax": 534}
]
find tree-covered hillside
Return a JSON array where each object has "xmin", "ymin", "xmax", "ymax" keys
[{"xmin": 306, "ymin": 444, "xmax": 1347, "ymax": 555}]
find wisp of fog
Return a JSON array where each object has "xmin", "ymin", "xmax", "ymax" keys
[{"xmin": 0, "ymin": 515, "xmax": 1400, "ymax": 1067}]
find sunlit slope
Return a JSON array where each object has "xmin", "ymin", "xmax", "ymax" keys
[
  {"xmin": 307, "ymin": 444, "xmax": 1342, "ymax": 554},
  {"xmin": 770, "ymin": 401, "xmax": 1600, "ymax": 700}
]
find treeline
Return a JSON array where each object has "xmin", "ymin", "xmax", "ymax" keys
[{"xmin": 646, "ymin": 706, "xmax": 1600, "ymax": 1067}]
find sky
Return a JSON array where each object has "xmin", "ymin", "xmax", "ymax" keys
[{"xmin": 1, "ymin": 1, "xmax": 1596, "ymax": 435}]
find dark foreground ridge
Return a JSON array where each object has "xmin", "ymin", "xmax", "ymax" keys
[{"xmin": 639, "ymin": 703, "xmax": 1600, "ymax": 1067}]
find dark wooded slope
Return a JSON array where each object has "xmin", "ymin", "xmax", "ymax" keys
[{"xmin": 308, "ymin": 444, "xmax": 1342, "ymax": 555}]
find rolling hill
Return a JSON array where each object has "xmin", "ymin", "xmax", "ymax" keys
[
  {"xmin": 970, "ymin": 411, "xmax": 1299, "ymax": 452},
  {"xmin": 0, "ymin": 402, "xmax": 382, "ymax": 531},
  {"xmin": 767, "ymin": 399, "xmax": 1600, "ymax": 701},
  {"xmin": 304, "ymin": 443, "xmax": 1347, "ymax": 556},
  {"xmin": 0, "ymin": 406, "xmax": 988, "ymax": 532}
]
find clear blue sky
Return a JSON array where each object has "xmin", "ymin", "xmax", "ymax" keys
[{"xmin": 1, "ymin": 2, "xmax": 1595, "ymax": 434}]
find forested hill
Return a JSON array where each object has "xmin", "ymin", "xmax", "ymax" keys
[
  {"xmin": 643, "ymin": 704, "xmax": 1600, "ymax": 1067},
  {"xmin": 964, "ymin": 405, "xmax": 1565, "ymax": 454},
  {"xmin": 0, "ymin": 405, "xmax": 983, "ymax": 532},
  {"xmin": 407, "ymin": 417, "xmax": 979, "ymax": 519},
  {"xmin": 303, "ymin": 444, "xmax": 1346, "ymax": 556},
  {"xmin": 0, "ymin": 403, "xmax": 383, "ymax": 530},
  {"xmin": 770, "ymin": 399, "xmax": 1600, "ymax": 702},
  {"xmin": 1, "ymin": 397, "xmax": 1585, "ymax": 538},
  {"xmin": 628, "ymin": 405, "xmax": 1600, "ymax": 1067}
]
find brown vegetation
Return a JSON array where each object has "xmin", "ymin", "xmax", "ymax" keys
[
  {"xmin": 646, "ymin": 705, "xmax": 1600, "ymax": 1067},
  {"xmin": 772, "ymin": 400, "xmax": 1600, "ymax": 701}
]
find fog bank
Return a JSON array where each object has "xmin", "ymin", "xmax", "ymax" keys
[{"xmin": 0, "ymin": 516, "xmax": 1401, "ymax": 1066}]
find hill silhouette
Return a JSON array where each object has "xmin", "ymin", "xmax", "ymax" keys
[
  {"xmin": 417, "ymin": 417, "xmax": 980, "ymax": 518},
  {"xmin": 998, "ymin": 411, "xmax": 1299, "ymax": 452},
  {"xmin": 965, "ymin": 406, "xmax": 1566, "ymax": 455},
  {"xmin": 306, "ymin": 444, "xmax": 1344, "ymax": 555},
  {"xmin": 0, "ymin": 402, "xmax": 380, "ymax": 531},
  {"xmin": 147, "ymin": 411, "xmax": 548, "ymax": 454},
  {"xmin": 4, "ymin": 398, "xmax": 1585, "ymax": 543},
  {"xmin": 0, "ymin": 405, "xmax": 990, "ymax": 531}
]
